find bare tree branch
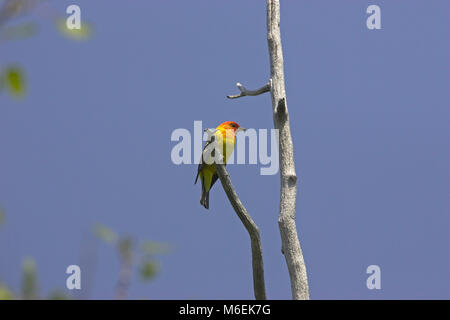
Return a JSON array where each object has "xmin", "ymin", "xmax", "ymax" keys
[
  {"xmin": 227, "ymin": 82, "xmax": 270, "ymax": 99},
  {"xmin": 266, "ymin": 0, "xmax": 309, "ymax": 300},
  {"xmin": 214, "ymin": 161, "xmax": 267, "ymax": 300},
  {"xmin": 224, "ymin": 0, "xmax": 310, "ymax": 300}
]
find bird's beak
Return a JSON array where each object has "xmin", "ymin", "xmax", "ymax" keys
[{"xmin": 237, "ymin": 127, "xmax": 246, "ymax": 133}]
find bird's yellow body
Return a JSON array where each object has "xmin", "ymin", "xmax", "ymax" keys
[{"xmin": 195, "ymin": 121, "xmax": 243, "ymax": 209}]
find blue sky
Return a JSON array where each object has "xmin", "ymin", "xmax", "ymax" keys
[{"xmin": 0, "ymin": 0, "xmax": 449, "ymax": 299}]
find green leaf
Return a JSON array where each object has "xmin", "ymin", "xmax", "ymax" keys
[
  {"xmin": 4, "ymin": 66, "xmax": 26, "ymax": 98},
  {"xmin": 57, "ymin": 19, "xmax": 92, "ymax": 40},
  {"xmin": 21, "ymin": 258, "xmax": 38, "ymax": 299},
  {"xmin": 139, "ymin": 260, "xmax": 159, "ymax": 282},
  {"xmin": 0, "ymin": 284, "xmax": 15, "ymax": 300},
  {"xmin": 93, "ymin": 224, "xmax": 117, "ymax": 244},
  {"xmin": 141, "ymin": 241, "xmax": 172, "ymax": 255}
]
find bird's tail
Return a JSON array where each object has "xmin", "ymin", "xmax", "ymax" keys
[{"xmin": 200, "ymin": 189, "xmax": 210, "ymax": 209}]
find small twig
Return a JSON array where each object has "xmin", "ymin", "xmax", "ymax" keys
[
  {"xmin": 214, "ymin": 161, "xmax": 266, "ymax": 300},
  {"xmin": 227, "ymin": 82, "xmax": 271, "ymax": 99}
]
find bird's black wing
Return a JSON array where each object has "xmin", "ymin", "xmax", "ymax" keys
[
  {"xmin": 194, "ymin": 137, "xmax": 213, "ymax": 184},
  {"xmin": 209, "ymin": 172, "xmax": 219, "ymax": 189},
  {"xmin": 194, "ymin": 132, "xmax": 221, "ymax": 188}
]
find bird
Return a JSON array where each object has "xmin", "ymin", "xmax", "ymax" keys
[{"xmin": 195, "ymin": 121, "xmax": 245, "ymax": 209}]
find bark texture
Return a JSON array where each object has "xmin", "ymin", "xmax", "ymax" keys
[
  {"xmin": 214, "ymin": 162, "xmax": 267, "ymax": 300},
  {"xmin": 266, "ymin": 0, "xmax": 309, "ymax": 300}
]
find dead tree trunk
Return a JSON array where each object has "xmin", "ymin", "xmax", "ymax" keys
[{"xmin": 226, "ymin": 0, "xmax": 310, "ymax": 300}]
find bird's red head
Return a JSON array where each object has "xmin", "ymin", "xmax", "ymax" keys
[{"xmin": 217, "ymin": 121, "xmax": 243, "ymax": 132}]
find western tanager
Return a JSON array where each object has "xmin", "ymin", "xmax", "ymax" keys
[{"xmin": 195, "ymin": 121, "xmax": 244, "ymax": 209}]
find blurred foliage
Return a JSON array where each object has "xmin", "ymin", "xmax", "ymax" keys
[
  {"xmin": 0, "ymin": 22, "xmax": 37, "ymax": 41},
  {"xmin": 0, "ymin": 257, "xmax": 74, "ymax": 300},
  {"xmin": 141, "ymin": 241, "xmax": 172, "ymax": 255},
  {"xmin": 0, "ymin": 0, "xmax": 34, "ymax": 100},
  {"xmin": 118, "ymin": 237, "xmax": 133, "ymax": 261},
  {"xmin": 0, "ymin": 0, "xmax": 92, "ymax": 100},
  {"xmin": 94, "ymin": 224, "xmax": 171, "ymax": 297},
  {"xmin": 0, "ymin": 222, "xmax": 169, "ymax": 299},
  {"xmin": 0, "ymin": 0, "xmax": 160, "ymax": 300},
  {"xmin": 94, "ymin": 224, "xmax": 117, "ymax": 244},
  {"xmin": 1, "ymin": 66, "xmax": 26, "ymax": 98},
  {"xmin": 139, "ymin": 260, "xmax": 159, "ymax": 282},
  {"xmin": 0, "ymin": 284, "xmax": 15, "ymax": 299},
  {"xmin": 47, "ymin": 290, "xmax": 71, "ymax": 300},
  {"xmin": 57, "ymin": 18, "xmax": 92, "ymax": 41},
  {"xmin": 21, "ymin": 258, "xmax": 38, "ymax": 299},
  {"xmin": 0, "ymin": 0, "xmax": 39, "ymax": 26}
]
